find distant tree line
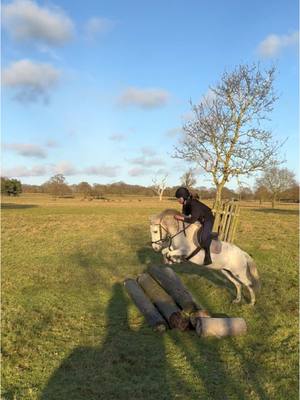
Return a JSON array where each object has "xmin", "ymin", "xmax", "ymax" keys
[{"xmin": 3, "ymin": 169, "xmax": 298, "ymax": 205}]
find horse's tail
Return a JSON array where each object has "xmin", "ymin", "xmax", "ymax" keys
[{"xmin": 245, "ymin": 254, "xmax": 261, "ymax": 291}]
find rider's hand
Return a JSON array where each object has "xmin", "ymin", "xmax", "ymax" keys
[{"xmin": 174, "ymin": 215, "xmax": 184, "ymax": 221}]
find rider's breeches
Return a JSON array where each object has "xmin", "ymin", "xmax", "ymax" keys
[{"xmin": 198, "ymin": 218, "xmax": 214, "ymax": 249}]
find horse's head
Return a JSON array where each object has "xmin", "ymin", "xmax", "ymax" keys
[
  {"xmin": 149, "ymin": 209, "xmax": 178, "ymax": 252},
  {"xmin": 149, "ymin": 218, "xmax": 169, "ymax": 252}
]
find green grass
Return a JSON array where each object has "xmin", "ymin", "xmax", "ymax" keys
[{"xmin": 1, "ymin": 194, "xmax": 299, "ymax": 399}]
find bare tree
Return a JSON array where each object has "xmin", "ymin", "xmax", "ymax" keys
[
  {"xmin": 43, "ymin": 174, "xmax": 71, "ymax": 197},
  {"xmin": 174, "ymin": 64, "xmax": 282, "ymax": 209},
  {"xmin": 254, "ymin": 184, "xmax": 270, "ymax": 205},
  {"xmin": 255, "ymin": 167, "xmax": 296, "ymax": 208},
  {"xmin": 180, "ymin": 168, "xmax": 197, "ymax": 190},
  {"xmin": 152, "ymin": 174, "xmax": 168, "ymax": 201},
  {"xmin": 76, "ymin": 181, "xmax": 92, "ymax": 199}
]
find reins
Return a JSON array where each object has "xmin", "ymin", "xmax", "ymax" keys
[{"xmin": 151, "ymin": 218, "xmax": 192, "ymax": 250}]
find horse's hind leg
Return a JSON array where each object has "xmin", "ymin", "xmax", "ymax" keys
[
  {"xmin": 221, "ymin": 269, "xmax": 242, "ymax": 304},
  {"xmin": 231, "ymin": 268, "xmax": 256, "ymax": 306}
]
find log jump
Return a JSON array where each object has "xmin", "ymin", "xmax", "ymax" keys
[{"xmin": 124, "ymin": 266, "xmax": 247, "ymax": 338}]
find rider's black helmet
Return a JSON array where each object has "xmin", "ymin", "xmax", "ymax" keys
[{"xmin": 175, "ymin": 187, "xmax": 190, "ymax": 200}]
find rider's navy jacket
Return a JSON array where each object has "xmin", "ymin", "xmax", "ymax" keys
[{"xmin": 182, "ymin": 198, "xmax": 213, "ymax": 224}]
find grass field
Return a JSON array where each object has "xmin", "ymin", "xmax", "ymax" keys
[{"xmin": 1, "ymin": 194, "xmax": 299, "ymax": 400}]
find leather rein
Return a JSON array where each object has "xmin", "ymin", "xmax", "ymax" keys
[{"xmin": 151, "ymin": 219, "xmax": 192, "ymax": 251}]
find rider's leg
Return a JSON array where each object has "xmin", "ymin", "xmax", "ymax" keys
[{"xmin": 201, "ymin": 219, "xmax": 213, "ymax": 265}]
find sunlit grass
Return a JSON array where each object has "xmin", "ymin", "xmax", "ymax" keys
[{"xmin": 1, "ymin": 194, "xmax": 299, "ymax": 399}]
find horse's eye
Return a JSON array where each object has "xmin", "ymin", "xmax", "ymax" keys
[{"xmin": 153, "ymin": 230, "xmax": 158, "ymax": 233}]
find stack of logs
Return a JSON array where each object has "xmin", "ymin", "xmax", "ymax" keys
[{"xmin": 124, "ymin": 265, "xmax": 247, "ymax": 338}]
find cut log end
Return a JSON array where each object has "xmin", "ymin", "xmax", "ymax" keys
[
  {"xmin": 195, "ymin": 317, "xmax": 247, "ymax": 338},
  {"xmin": 169, "ymin": 312, "xmax": 190, "ymax": 331},
  {"xmin": 189, "ymin": 310, "xmax": 211, "ymax": 327}
]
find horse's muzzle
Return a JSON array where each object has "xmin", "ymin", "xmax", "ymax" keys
[{"xmin": 151, "ymin": 243, "xmax": 162, "ymax": 252}]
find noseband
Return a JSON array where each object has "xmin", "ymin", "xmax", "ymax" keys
[
  {"xmin": 151, "ymin": 219, "xmax": 191, "ymax": 249},
  {"xmin": 151, "ymin": 223, "xmax": 170, "ymax": 246}
]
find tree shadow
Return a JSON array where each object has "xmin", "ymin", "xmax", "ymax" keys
[
  {"xmin": 252, "ymin": 208, "xmax": 299, "ymax": 216},
  {"xmin": 1, "ymin": 203, "xmax": 39, "ymax": 209}
]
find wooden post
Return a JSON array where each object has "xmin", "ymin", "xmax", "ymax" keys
[
  {"xmin": 148, "ymin": 265, "xmax": 202, "ymax": 313},
  {"xmin": 195, "ymin": 317, "xmax": 247, "ymax": 338},
  {"xmin": 124, "ymin": 279, "xmax": 168, "ymax": 332},
  {"xmin": 137, "ymin": 273, "xmax": 190, "ymax": 331},
  {"xmin": 230, "ymin": 203, "xmax": 240, "ymax": 243},
  {"xmin": 223, "ymin": 202, "xmax": 233, "ymax": 241}
]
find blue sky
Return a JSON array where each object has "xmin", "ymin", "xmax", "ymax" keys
[{"xmin": 1, "ymin": 0, "xmax": 299, "ymax": 189}]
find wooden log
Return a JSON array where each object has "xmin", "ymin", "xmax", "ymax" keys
[
  {"xmin": 189, "ymin": 310, "xmax": 211, "ymax": 327},
  {"xmin": 137, "ymin": 273, "xmax": 190, "ymax": 331},
  {"xmin": 148, "ymin": 265, "xmax": 202, "ymax": 313},
  {"xmin": 124, "ymin": 279, "xmax": 167, "ymax": 332},
  {"xmin": 195, "ymin": 317, "xmax": 247, "ymax": 338}
]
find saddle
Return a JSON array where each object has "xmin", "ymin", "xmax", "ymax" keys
[
  {"xmin": 185, "ymin": 228, "xmax": 222, "ymax": 261},
  {"xmin": 196, "ymin": 229, "xmax": 222, "ymax": 254}
]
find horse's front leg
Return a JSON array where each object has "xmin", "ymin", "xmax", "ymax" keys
[
  {"xmin": 162, "ymin": 247, "xmax": 174, "ymax": 264},
  {"xmin": 163, "ymin": 248, "xmax": 185, "ymax": 263}
]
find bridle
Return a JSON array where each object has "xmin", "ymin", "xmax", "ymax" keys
[{"xmin": 151, "ymin": 219, "xmax": 192, "ymax": 250}]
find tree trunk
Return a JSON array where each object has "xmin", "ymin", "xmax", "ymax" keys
[
  {"xmin": 272, "ymin": 194, "xmax": 276, "ymax": 208},
  {"xmin": 137, "ymin": 273, "xmax": 190, "ymax": 331},
  {"xmin": 124, "ymin": 279, "xmax": 168, "ymax": 332},
  {"xmin": 214, "ymin": 184, "xmax": 224, "ymax": 211},
  {"xmin": 148, "ymin": 265, "xmax": 202, "ymax": 313},
  {"xmin": 159, "ymin": 191, "xmax": 163, "ymax": 201}
]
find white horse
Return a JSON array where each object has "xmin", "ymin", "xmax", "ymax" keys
[{"xmin": 150, "ymin": 209, "xmax": 260, "ymax": 305}]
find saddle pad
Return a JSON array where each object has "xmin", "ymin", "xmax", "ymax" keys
[{"xmin": 210, "ymin": 240, "xmax": 222, "ymax": 254}]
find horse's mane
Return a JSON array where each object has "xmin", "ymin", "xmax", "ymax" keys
[{"xmin": 150, "ymin": 209, "xmax": 178, "ymax": 225}]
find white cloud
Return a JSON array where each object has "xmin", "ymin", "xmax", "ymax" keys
[
  {"xmin": 4, "ymin": 142, "xmax": 47, "ymax": 158},
  {"xmin": 2, "ymin": 59, "xmax": 61, "ymax": 103},
  {"xmin": 118, "ymin": 87, "xmax": 170, "ymax": 109},
  {"xmin": 52, "ymin": 161, "xmax": 78, "ymax": 175},
  {"xmin": 83, "ymin": 165, "xmax": 119, "ymax": 177},
  {"xmin": 2, "ymin": 0, "xmax": 74, "ymax": 46},
  {"xmin": 3, "ymin": 164, "xmax": 48, "ymax": 177},
  {"xmin": 141, "ymin": 146, "xmax": 156, "ymax": 156},
  {"xmin": 109, "ymin": 133, "xmax": 126, "ymax": 142},
  {"xmin": 165, "ymin": 127, "xmax": 183, "ymax": 137},
  {"xmin": 129, "ymin": 156, "xmax": 165, "ymax": 167},
  {"xmin": 45, "ymin": 140, "xmax": 59, "ymax": 148},
  {"xmin": 128, "ymin": 167, "xmax": 152, "ymax": 177},
  {"xmin": 84, "ymin": 17, "xmax": 116, "ymax": 41},
  {"xmin": 257, "ymin": 31, "xmax": 298, "ymax": 58}
]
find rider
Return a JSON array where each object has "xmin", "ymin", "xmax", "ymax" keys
[{"xmin": 174, "ymin": 187, "xmax": 214, "ymax": 265}]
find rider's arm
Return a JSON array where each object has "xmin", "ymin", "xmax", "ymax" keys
[{"xmin": 183, "ymin": 203, "xmax": 202, "ymax": 223}]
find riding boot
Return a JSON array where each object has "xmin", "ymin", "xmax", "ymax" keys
[{"xmin": 203, "ymin": 247, "xmax": 212, "ymax": 265}]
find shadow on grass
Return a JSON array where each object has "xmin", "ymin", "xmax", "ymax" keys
[
  {"xmin": 40, "ymin": 283, "xmax": 271, "ymax": 400},
  {"xmin": 40, "ymin": 283, "xmax": 172, "ymax": 400},
  {"xmin": 137, "ymin": 245, "xmax": 237, "ymax": 303},
  {"xmin": 40, "ymin": 225, "xmax": 274, "ymax": 400},
  {"xmin": 252, "ymin": 208, "xmax": 299, "ymax": 216},
  {"xmin": 1, "ymin": 203, "xmax": 39, "ymax": 209}
]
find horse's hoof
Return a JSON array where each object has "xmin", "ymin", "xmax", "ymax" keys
[{"xmin": 232, "ymin": 298, "xmax": 241, "ymax": 304}]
